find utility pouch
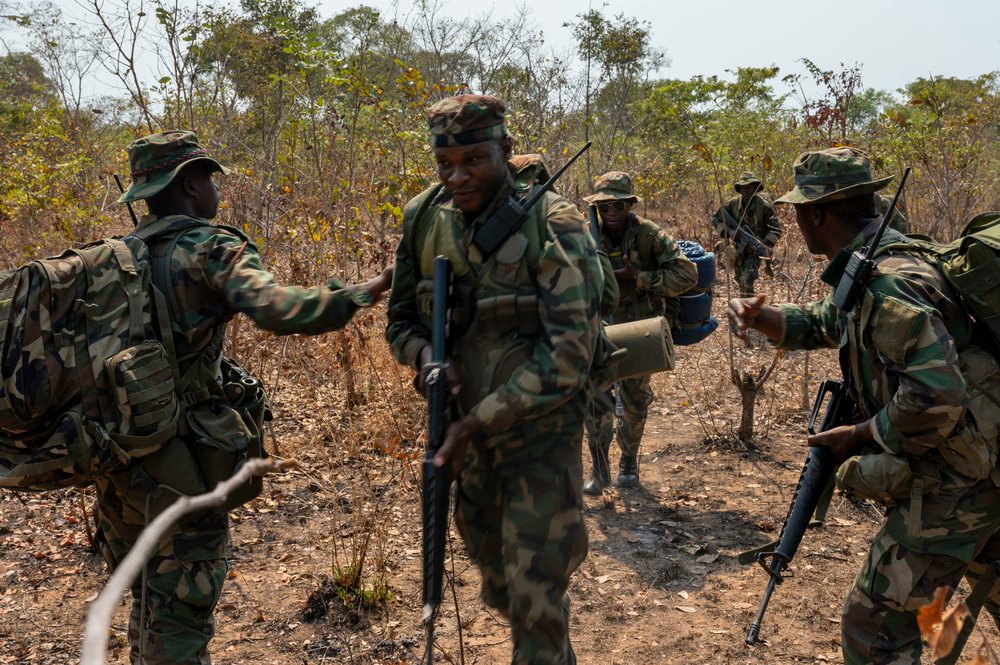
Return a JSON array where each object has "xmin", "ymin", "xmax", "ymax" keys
[
  {"xmin": 836, "ymin": 452, "xmax": 913, "ymax": 504},
  {"xmin": 187, "ymin": 357, "xmax": 271, "ymax": 511},
  {"xmin": 105, "ymin": 340, "xmax": 179, "ymax": 446}
]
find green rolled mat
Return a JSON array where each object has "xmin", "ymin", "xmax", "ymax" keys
[{"xmin": 604, "ymin": 316, "xmax": 676, "ymax": 381}]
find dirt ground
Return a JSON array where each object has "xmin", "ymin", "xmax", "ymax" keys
[{"xmin": 3, "ymin": 281, "xmax": 1000, "ymax": 665}]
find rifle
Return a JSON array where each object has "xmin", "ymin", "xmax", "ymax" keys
[
  {"xmin": 717, "ymin": 206, "xmax": 769, "ymax": 257},
  {"xmin": 744, "ymin": 379, "xmax": 854, "ymax": 645},
  {"xmin": 587, "ymin": 204, "xmax": 625, "ymax": 429},
  {"xmin": 114, "ymin": 174, "xmax": 139, "ymax": 227},
  {"xmin": 832, "ymin": 167, "xmax": 911, "ymax": 311},
  {"xmin": 422, "ymin": 256, "xmax": 452, "ymax": 664},
  {"xmin": 473, "ymin": 141, "xmax": 591, "ymax": 255}
]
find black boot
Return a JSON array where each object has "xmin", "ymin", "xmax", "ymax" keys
[
  {"xmin": 583, "ymin": 442, "xmax": 610, "ymax": 496},
  {"xmin": 617, "ymin": 455, "xmax": 639, "ymax": 488}
]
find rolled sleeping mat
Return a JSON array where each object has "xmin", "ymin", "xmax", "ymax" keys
[
  {"xmin": 678, "ymin": 240, "xmax": 717, "ymax": 292},
  {"xmin": 604, "ymin": 316, "xmax": 676, "ymax": 381},
  {"xmin": 677, "ymin": 291, "xmax": 712, "ymax": 325},
  {"xmin": 671, "ymin": 315, "xmax": 719, "ymax": 346}
]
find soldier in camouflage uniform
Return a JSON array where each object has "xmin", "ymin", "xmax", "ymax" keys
[
  {"xmin": 876, "ymin": 192, "xmax": 910, "ymax": 234},
  {"xmin": 728, "ymin": 147, "xmax": 1000, "ymax": 664},
  {"xmin": 104, "ymin": 130, "xmax": 392, "ymax": 664},
  {"xmin": 385, "ymin": 95, "xmax": 601, "ymax": 664},
  {"xmin": 581, "ymin": 173, "xmax": 697, "ymax": 491},
  {"xmin": 712, "ymin": 172, "xmax": 782, "ymax": 295}
]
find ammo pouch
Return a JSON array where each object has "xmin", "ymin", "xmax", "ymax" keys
[
  {"xmin": 416, "ymin": 277, "xmax": 477, "ymax": 339},
  {"xmin": 186, "ymin": 356, "xmax": 271, "ymax": 512}
]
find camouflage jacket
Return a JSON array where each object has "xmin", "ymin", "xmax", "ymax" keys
[
  {"xmin": 135, "ymin": 214, "xmax": 372, "ymax": 367},
  {"xmin": 601, "ymin": 214, "xmax": 697, "ymax": 325},
  {"xmin": 712, "ymin": 194, "xmax": 782, "ymax": 249},
  {"xmin": 386, "ymin": 169, "xmax": 601, "ymax": 439},
  {"xmin": 774, "ymin": 227, "xmax": 997, "ymax": 488}
]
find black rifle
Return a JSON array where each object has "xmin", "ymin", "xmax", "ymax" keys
[
  {"xmin": 745, "ymin": 379, "xmax": 854, "ymax": 645},
  {"xmin": 718, "ymin": 206, "xmax": 769, "ymax": 257},
  {"xmin": 473, "ymin": 141, "xmax": 591, "ymax": 255},
  {"xmin": 114, "ymin": 174, "xmax": 139, "ymax": 227},
  {"xmin": 832, "ymin": 167, "xmax": 911, "ymax": 312},
  {"xmin": 422, "ymin": 256, "xmax": 452, "ymax": 664}
]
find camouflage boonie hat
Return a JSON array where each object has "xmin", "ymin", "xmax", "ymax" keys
[
  {"xmin": 775, "ymin": 147, "xmax": 893, "ymax": 205},
  {"xmin": 118, "ymin": 130, "xmax": 230, "ymax": 203},
  {"xmin": 583, "ymin": 171, "xmax": 641, "ymax": 204},
  {"xmin": 427, "ymin": 95, "xmax": 508, "ymax": 148},
  {"xmin": 733, "ymin": 171, "xmax": 762, "ymax": 192}
]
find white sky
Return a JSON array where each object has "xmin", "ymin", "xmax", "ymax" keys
[
  {"xmin": 11, "ymin": 0, "xmax": 1000, "ymax": 99},
  {"xmin": 318, "ymin": 0, "xmax": 1000, "ymax": 95}
]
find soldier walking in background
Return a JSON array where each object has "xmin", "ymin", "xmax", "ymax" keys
[
  {"xmin": 106, "ymin": 131, "xmax": 392, "ymax": 664},
  {"xmin": 712, "ymin": 171, "xmax": 782, "ymax": 295},
  {"xmin": 728, "ymin": 147, "xmax": 1000, "ymax": 664},
  {"xmin": 386, "ymin": 95, "xmax": 602, "ymax": 664},
  {"xmin": 582, "ymin": 172, "xmax": 697, "ymax": 492}
]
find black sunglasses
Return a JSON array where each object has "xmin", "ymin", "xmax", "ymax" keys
[{"xmin": 596, "ymin": 201, "xmax": 630, "ymax": 212}]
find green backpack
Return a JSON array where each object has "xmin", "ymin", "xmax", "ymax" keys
[
  {"xmin": 0, "ymin": 231, "xmax": 186, "ymax": 490},
  {"xmin": 877, "ymin": 211, "xmax": 1000, "ymax": 350}
]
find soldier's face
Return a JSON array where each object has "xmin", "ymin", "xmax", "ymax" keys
[
  {"xmin": 183, "ymin": 163, "xmax": 221, "ymax": 219},
  {"xmin": 737, "ymin": 185, "xmax": 757, "ymax": 201},
  {"xmin": 597, "ymin": 200, "xmax": 634, "ymax": 231},
  {"xmin": 794, "ymin": 204, "xmax": 825, "ymax": 256},
  {"xmin": 434, "ymin": 139, "xmax": 510, "ymax": 217}
]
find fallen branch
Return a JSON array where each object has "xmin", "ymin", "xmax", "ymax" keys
[{"xmin": 80, "ymin": 457, "xmax": 296, "ymax": 664}]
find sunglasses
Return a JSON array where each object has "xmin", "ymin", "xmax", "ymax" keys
[{"xmin": 596, "ymin": 201, "xmax": 630, "ymax": 212}]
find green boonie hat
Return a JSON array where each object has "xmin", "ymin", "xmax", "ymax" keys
[
  {"xmin": 775, "ymin": 147, "xmax": 893, "ymax": 205},
  {"xmin": 584, "ymin": 171, "xmax": 641, "ymax": 204},
  {"xmin": 427, "ymin": 95, "xmax": 508, "ymax": 148},
  {"xmin": 118, "ymin": 130, "xmax": 230, "ymax": 203},
  {"xmin": 733, "ymin": 171, "xmax": 762, "ymax": 192}
]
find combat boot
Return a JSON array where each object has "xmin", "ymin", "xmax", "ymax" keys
[
  {"xmin": 618, "ymin": 455, "xmax": 639, "ymax": 488},
  {"xmin": 583, "ymin": 441, "xmax": 611, "ymax": 495}
]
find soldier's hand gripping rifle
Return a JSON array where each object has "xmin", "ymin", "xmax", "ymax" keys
[
  {"xmin": 422, "ymin": 256, "xmax": 452, "ymax": 664},
  {"xmin": 744, "ymin": 379, "xmax": 854, "ymax": 645},
  {"xmin": 718, "ymin": 206, "xmax": 769, "ymax": 257}
]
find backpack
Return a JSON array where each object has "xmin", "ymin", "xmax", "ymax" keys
[
  {"xmin": 876, "ymin": 211, "xmax": 1000, "ymax": 351},
  {"xmin": 0, "ymin": 231, "xmax": 183, "ymax": 490}
]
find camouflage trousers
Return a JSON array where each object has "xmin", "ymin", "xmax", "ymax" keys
[
  {"xmin": 732, "ymin": 252, "xmax": 763, "ymax": 296},
  {"xmin": 95, "ymin": 438, "xmax": 230, "ymax": 665},
  {"xmin": 585, "ymin": 375, "xmax": 654, "ymax": 458},
  {"xmin": 841, "ymin": 476, "xmax": 1000, "ymax": 665},
  {"xmin": 454, "ymin": 427, "xmax": 588, "ymax": 665}
]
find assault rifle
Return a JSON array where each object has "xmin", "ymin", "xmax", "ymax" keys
[
  {"xmin": 473, "ymin": 141, "xmax": 591, "ymax": 255},
  {"xmin": 587, "ymin": 204, "xmax": 625, "ymax": 428},
  {"xmin": 114, "ymin": 174, "xmax": 139, "ymax": 227},
  {"xmin": 717, "ymin": 206, "xmax": 769, "ymax": 257},
  {"xmin": 422, "ymin": 256, "xmax": 452, "ymax": 664},
  {"xmin": 744, "ymin": 379, "xmax": 854, "ymax": 645}
]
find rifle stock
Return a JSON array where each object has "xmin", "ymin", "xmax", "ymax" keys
[
  {"xmin": 422, "ymin": 256, "xmax": 452, "ymax": 664},
  {"xmin": 745, "ymin": 379, "xmax": 854, "ymax": 645}
]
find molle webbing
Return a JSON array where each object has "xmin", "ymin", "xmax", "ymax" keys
[{"xmin": 475, "ymin": 294, "xmax": 541, "ymax": 337}]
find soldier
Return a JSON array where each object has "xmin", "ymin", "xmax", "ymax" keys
[
  {"xmin": 581, "ymin": 172, "xmax": 697, "ymax": 492},
  {"xmin": 386, "ymin": 94, "xmax": 601, "ymax": 664},
  {"xmin": 106, "ymin": 130, "xmax": 392, "ymax": 664},
  {"xmin": 711, "ymin": 171, "xmax": 782, "ymax": 295},
  {"xmin": 876, "ymin": 192, "xmax": 910, "ymax": 233},
  {"xmin": 728, "ymin": 147, "xmax": 1000, "ymax": 664}
]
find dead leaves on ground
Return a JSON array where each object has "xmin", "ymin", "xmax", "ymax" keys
[{"xmin": 916, "ymin": 586, "xmax": 995, "ymax": 663}]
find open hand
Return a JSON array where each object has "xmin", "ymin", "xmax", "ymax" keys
[
  {"xmin": 363, "ymin": 266, "xmax": 394, "ymax": 303},
  {"xmin": 727, "ymin": 294, "xmax": 767, "ymax": 340}
]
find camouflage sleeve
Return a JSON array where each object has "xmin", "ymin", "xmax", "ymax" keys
[
  {"xmin": 635, "ymin": 228, "xmax": 698, "ymax": 298},
  {"xmin": 761, "ymin": 199, "xmax": 782, "ymax": 247},
  {"xmin": 385, "ymin": 196, "xmax": 432, "ymax": 369},
  {"xmin": 185, "ymin": 228, "xmax": 370, "ymax": 335},
  {"xmin": 471, "ymin": 195, "xmax": 599, "ymax": 435},
  {"xmin": 598, "ymin": 251, "xmax": 619, "ymax": 318},
  {"xmin": 774, "ymin": 295, "xmax": 840, "ymax": 350},
  {"xmin": 864, "ymin": 276, "xmax": 967, "ymax": 456}
]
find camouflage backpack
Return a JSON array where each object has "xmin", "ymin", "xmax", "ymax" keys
[
  {"xmin": 876, "ymin": 211, "xmax": 1000, "ymax": 351},
  {"xmin": 0, "ymin": 229, "xmax": 187, "ymax": 490}
]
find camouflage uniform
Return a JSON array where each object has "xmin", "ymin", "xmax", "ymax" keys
[
  {"xmin": 711, "ymin": 172, "xmax": 781, "ymax": 295},
  {"xmin": 876, "ymin": 193, "xmax": 910, "ymax": 234},
  {"xmin": 104, "ymin": 131, "xmax": 375, "ymax": 664},
  {"xmin": 582, "ymin": 172, "xmax": 697, "ymax": 487},
  {"xmin": 771, "ymin": 147, "xmax": 1000, "ymax": 665},
  {"xmin": 386, "ymin": 96, "xmax": 600, "ymax": 664}
]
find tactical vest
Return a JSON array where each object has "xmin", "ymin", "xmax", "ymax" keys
[{"xmin": 407, "ymin": 175, "xmax": 551, "ymax": 415}]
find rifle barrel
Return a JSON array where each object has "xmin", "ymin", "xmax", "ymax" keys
[{"xmin": 522, "ymin": 141, "xmax": 592, "ymax": 211}]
